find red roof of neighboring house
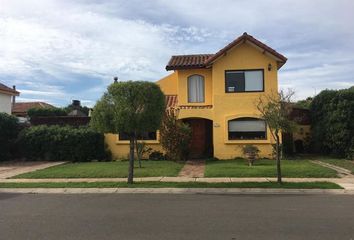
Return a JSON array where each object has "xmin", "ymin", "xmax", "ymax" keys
[
  {"xmin": 165, "ymin": 95, "xmax": 178, "ymax": 108},
  {"xmin": 12, "ymin": 102, "xmax": 55, "ymax": 117},
  {"xmin": 166, "ymin": 32, "xmax": 287, "ymax": 70},
  {"xmin": 0, "ymin": 83, "xmax": 19, "ymax": 96}
]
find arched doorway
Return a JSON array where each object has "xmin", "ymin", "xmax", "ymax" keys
[
  {"xmin": 183, "ymin": 118, "xmax": 213, "ymax": 159},
  {"xmin": 294, "ymin": 140, "xmax": 304, "ymax": 153}
]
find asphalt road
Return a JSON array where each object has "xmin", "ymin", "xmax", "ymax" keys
[{"xmin": 0, "ymin": 193, "xmax": 353, "ymax": 240}]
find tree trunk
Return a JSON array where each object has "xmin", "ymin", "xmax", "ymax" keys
[
  {"xmin": 275, "ymin": 133, "xmax": 282, "ymax": 184},
  {"xmin": 135, "ymin": 139, "xmax": 142, "ymax": 168},
  {"xmin": 127, "ymin": 136, "xmax": 135, "ymax": 184}
]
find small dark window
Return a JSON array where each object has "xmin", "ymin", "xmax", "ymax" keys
[
  {"xmin": 119, "ymin": 132, "xmax": 157, "ymax": 141},
  {"xmin": 225, "ymin": 70, "xmax": 264, "ymax": 93},
  {"xmin": 228, "ymin": 118, "xmax": 266, "ymax": 140}
]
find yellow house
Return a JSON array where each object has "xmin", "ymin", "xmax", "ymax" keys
[{"xmin": 106, "ymin": 32, "xmax": 287, "ymax": 159}]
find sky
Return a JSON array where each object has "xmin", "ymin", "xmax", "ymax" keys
[{"xmin": 0, "ymin": 0, "xmax": 353, "ymax": 107}]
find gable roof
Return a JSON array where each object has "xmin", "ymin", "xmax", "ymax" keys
[
  {"xmin": 166, "ymin": 32, "xmax": 287, "ymax": 71},
  {"xmin": 0, "ymin": 83, "xmax": 19, "ymax": 96},
  {"xmin": 12, "ymin": 102, "xmax": 55, "ymax": 117}
]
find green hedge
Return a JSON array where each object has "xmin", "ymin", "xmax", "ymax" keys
[
  {"xmin": 0, "ymin": 113, "xmax": 19, "ymax": 161},
  {"xmin": 18, "ymin": 125, "xmax": 110, "ymax": 162},
  {"xmin": 310, "ymin": 87, "xmax": 354, "ymax": 159},
  {"xmin": 27, "ymin": 108, "xmax": 67, "ymax": 117}
]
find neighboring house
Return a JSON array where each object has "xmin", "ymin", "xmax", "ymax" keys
[
  {"xmin": 106, "ymin": 32, "xmax": 287, "ymax": 159},
  {"xmin": 12, "ymin": 102, "xmax": 54, "ymax": 118},
  {"xmin": 0, "ymin": 83, "xmax": 19, "ymax": 114},
  {"xmin": 31, "ymin": 100, "xmax": 90, "ymax": 127},
  {"xmin": 283, "ymin": 105, "xmax": 311, "ymax": 154}
]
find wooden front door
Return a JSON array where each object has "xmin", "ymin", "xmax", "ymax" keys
[{"xmin": 189, "ymin": 119, "xmax": 206, "ymax": 158}]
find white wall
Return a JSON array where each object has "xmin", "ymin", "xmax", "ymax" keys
[{"xmin": 0, "ymin": 93, "xmax": 12, "ymax": 114}]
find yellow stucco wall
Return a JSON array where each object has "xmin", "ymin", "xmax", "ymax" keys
[
  {"xmin": 105, "ymin": 133, "xmax": 163, "ymax": 160},
  {"xmin": 210, "ymin": 42, "xmax": 278, "ymax": 159},
  {"xmin": 106, "ymin": 41, "xmax": 283, "ymax": 160},
  {"xmin": 156, "ymin": 72, "xmax": 178, "ymax": 95},
  {"xmin": 176, "ymin": 68, "xmax": 213, "ymax": 106}
]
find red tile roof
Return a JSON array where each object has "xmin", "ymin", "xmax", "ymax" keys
[
  {"xmin": 166, "ymin": 32, "xmax": 287, "ymax": 70},
  {"xmin": 166, "ymin": 54, "xmax": 214, "ymax": 71},
  {"xmin": 0, "ymin": 83, "xmax": 19, "ymax": 96},
  {"xmin": 12, "ymin": 102, "xmax": 55, "ymax": 117},
  {"xmin": 165, "ymin": 95, "xmax": 213, "ymax": 109},
  {"xmin": 165, "ymin": 95, "xmax": 178, "ymax": 108}
]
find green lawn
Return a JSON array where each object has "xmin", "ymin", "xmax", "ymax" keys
[
  {"xmin": 13, "ymin": 160, "xmax": 184, "ymax": 179},
  {"xmin": 205, "ymin": 159, "xmax": 338, "ymax": 178},
  {"xmin": 0, "ymin": 181, "xmax": 342, "ymax": 189},
  {"xmin": 319, "ymin": 159, "xmax": 354, "ymax": 174}
]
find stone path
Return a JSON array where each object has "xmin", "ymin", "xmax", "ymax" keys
[
  {"xmin": 0, "ymin": 161, "xmax": 66, "ymax": 179},
  {"xmin": 178, "ymin": 160, "xmax": 205, "ymax": 177}
]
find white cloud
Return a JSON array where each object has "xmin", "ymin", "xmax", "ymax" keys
[{"xmin": 0, "ymin": 0, "xmax": 353, "ymax": 105}]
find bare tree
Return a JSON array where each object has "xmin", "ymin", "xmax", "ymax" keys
[{"xmin": 257, "ymin": 89, "xmax": 296, "ymax": 184}]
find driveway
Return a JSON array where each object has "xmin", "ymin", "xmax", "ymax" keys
[
  {"xmin": 0, "ymin": 161, "xmax": 66, "ymax": 179},
  {"xmin": 0, "ymin": 193, "xmax": 353, "ymax": 240}
]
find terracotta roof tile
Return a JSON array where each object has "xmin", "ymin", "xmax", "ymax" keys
[
  {"xmin": 166, "ymin": 54, "xmax": 214, "ymax": 71},
  {"xmin": 166, "ymin": 32, "xmax": 287, "ymax": 70},
  {"xmin": 165, "ymin": 95, "xmax": 178, "ymax": 108},
  {"xmin": 0, "ymin": 83, "xmax": 19, "ymax": 95},
  {"xmin": 12, "ymin": 102, "xmax": 55, "ymax": 117}
]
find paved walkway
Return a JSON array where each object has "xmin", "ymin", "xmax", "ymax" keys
[
  {"xmin": 0, "ymin": 161, "xmax": 66, "ymax": 179},
  {"xmin": 178, "ymin": 160, "xmax": 205, "ymax": 177},
  {"xmin": 311, "ymin": 160, "xmax": 353, "ymax": 177}
]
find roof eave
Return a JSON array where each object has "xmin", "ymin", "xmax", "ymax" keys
[
  {"xmin": 0, "ymin": 89, "xmax": 20, "ymax": 96},
  {"xmin": 166, "ymin": 65, "xmax": 207, "ymax": 71}
]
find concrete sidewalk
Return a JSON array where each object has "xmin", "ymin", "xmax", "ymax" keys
[
  {"xmin": 1, "ymin": 187, "xmax": 354, "ymax": 195},
  {"xmin": 2, "ymin": 176, "xmax": 354, "ymax": 190}
]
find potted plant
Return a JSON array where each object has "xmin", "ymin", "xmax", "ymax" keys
[{"xmin": 242, "ymin": 144, "xmax": 260, "ymax": 166}]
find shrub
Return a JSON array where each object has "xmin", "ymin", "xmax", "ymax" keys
[
  {"xmin": 18, "ymin": 125, "xmax": 110, "ymax": 162},
  {"xmin": 28, "ymin": 107, "xmax": 67, "ymax": 117},
  {"xmin": 241, "ymin": 144, "xmax": 260, "ymax": 166},
  {"xmin": 148, "ymin": 151, "xmax": 165, "ymax": 160},
  {"xmin": 160, "ymin": 110, "xmax": 191, "ymax": 161},
  {"xmin": 0, "ymin": 113, "xmax": 19, "ymax": 161}
]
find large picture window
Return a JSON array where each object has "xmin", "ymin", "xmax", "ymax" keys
[
  {"xmin": 228, "ymin": 118, "xmax": 266, "ymax": 140},
  {"xmin": 119, "ymin": 132, "xmax": 157, "ymax": 141},
  {"xmin": 188, "ymin": 75, "xmax": 205, "ymax": 102},
  {"xmin": 225, "ymin": 70, "xmax": 264, "ymax": 93}
]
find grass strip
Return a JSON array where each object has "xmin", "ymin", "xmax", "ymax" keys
[
  {"xmin": 13, "ymin": 160, "xmax": 184, "ymax": 179},
  {"xmin": 0, "ymin": 181, "xmax": 342, "ymax": 189},
  {"xmin": 205, "ymin": 159, "xmax": 338, "ymax": 178}
]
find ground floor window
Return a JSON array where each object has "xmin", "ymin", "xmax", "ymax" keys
[
  {"xmin": 228, "ymin": 117, "xmax": 266, "ymax": 140},
  {"xmin": 119, "ymin": 132, "xmax": 157, "ymax": 141}
]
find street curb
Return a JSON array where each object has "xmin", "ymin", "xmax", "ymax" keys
[{"xmin": 1, "ymin": 188, "xmax": 354, "ymax": 195}]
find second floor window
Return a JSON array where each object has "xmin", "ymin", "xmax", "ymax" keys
[
  {"xmin": 225, "ymin": 70, "xmax": 264, "ymax": 93},
  {"xmin": 188, "ymin": 75, "xmax": 205, "ymax": 103}
]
